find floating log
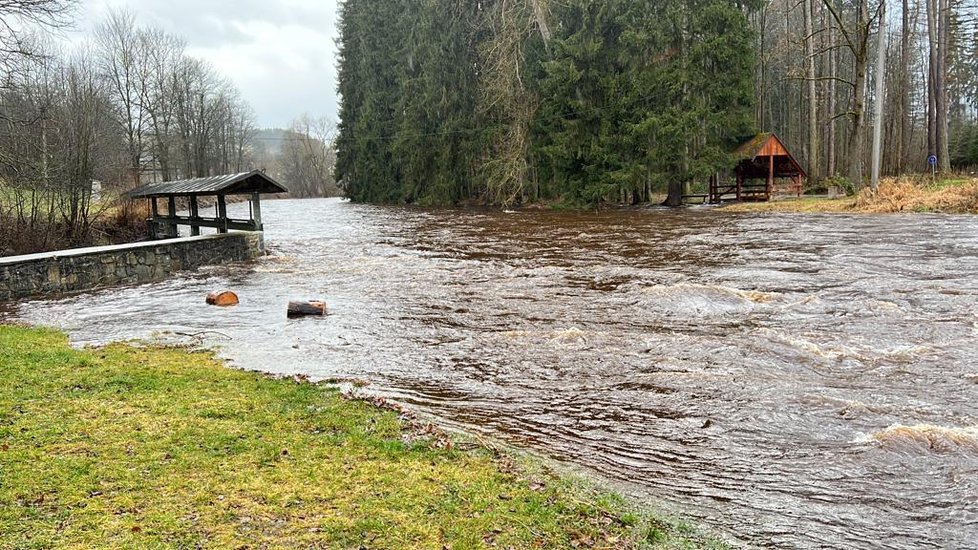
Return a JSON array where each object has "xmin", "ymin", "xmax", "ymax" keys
[
  {"xmin": 288, "ymin": 300, "xmax": 327, "ymax": 318},
  {"xmin": 206, "ymin": 290, "xmax": 239, "ymax": 307}
]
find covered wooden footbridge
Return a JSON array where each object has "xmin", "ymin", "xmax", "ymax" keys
[
  {"xmin": 685, "ymin": 133, "xmax": 807, "ymax": 204},
  {"xmin": 125, "ymin": 170, "xmax": 288, "ymax": 239}
]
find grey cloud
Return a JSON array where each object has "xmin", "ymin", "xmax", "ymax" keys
[
  {"xmin": 93, "ymin": 0, "xmax": 334, "ymax": 45},
  {"xmin": 78, "ymin": 0, "xmax": 339, "ymax": 127}
]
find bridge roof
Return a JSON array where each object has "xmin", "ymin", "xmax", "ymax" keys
[{"xmin": 125, "ymin": 170, "xmax": 288, "ymax": 199}]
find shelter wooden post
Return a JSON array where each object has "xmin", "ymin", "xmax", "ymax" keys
[
  {"xmin": 767, "ymin": 154, "xmax": 774, "ymax": 198},
  {"xmin": 149, "ymin": 198, "xmax": 160, "ymax": 239},
  {"xmin": 189, "ymin": 196, "xmax": 201, "ymax": 237},
  {"xmin": 217, "ymin": 195, "xmax": 228, "ymax": 234},
  {"xmin": 736, "ymin": 172, "xmax": 742, "ymax": 201},
  {"xmin": 166, "ymin": 196, "xmax": 178, "ymax": 238},
  {"xmin": 251, "ymin": 192, "xmax": 262, "ymax": 230}
]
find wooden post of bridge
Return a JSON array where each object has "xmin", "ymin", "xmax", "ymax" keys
[
  {"xmin": 149, "ymin": 198, "xmax": 160, "ymax": 239},
  {"xmin": 251, "ymin": 192, "xmax": 262, "ymax": 230},
  {"xmin": 166, "ymin": 196, "xmax": 178, "ymax": 238},
  {"xmin": 189, "ymin": 196, "xmax": 201, "ymax": 236},
  {"xmin": 217, "ymin": 195, "xmax": 228, "ymax": 234}
]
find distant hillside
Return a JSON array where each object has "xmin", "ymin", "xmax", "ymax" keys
[{"xmin": 253, "ymin": 128, "xmax": 288, "ymax": 156}]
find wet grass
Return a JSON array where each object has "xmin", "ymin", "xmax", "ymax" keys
[
  {"xmin": 723, "ymin": 175, "xmax": 978, "ymax": 214},
  {"xmin": 0, "ymin": 325, "xmax": 722, "ymax": 549}
]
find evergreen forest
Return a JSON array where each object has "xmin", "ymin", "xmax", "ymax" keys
[{"xmin": 335, "ymin": 0, "xmax": 978, "ymax": 207}]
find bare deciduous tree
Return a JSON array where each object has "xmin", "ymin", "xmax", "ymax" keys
[
  {"xmin": 141, "ymin": 27, "xmax": 184, "ymax": 181},
  {"xmin": 95, "ymin": 8, "xmax": 150, "ymax": 184},
  {"xmin": 0, "ymin": 0, "xmax": 76, "ymax": 71},
  {"xmin": 281, "ymin": 114, "xmax": 339, "ymax": 198}
]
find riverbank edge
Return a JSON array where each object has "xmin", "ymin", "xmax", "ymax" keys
[{"xmin": 0, "ymin": 325, "xmax": 728, "ymax": 549}]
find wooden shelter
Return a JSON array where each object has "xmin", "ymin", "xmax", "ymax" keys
[
  {"xmin": 707, "ymin": 133, "xmax": 807, "ymax": 204},
  {"xmin": 126, "ymin": 170, "xmax": 288, "ymax": 240}
]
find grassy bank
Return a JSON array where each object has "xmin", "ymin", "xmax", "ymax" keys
[
  {"xmin": 722, "ymin": 175, "xmax": 978, "ymax": 214},
  {"xmin": 0, "ymin": 326, "xmax": 719, "ymax": 549}
]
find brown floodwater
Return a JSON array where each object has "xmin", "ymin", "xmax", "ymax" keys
[{"xmin": 4, "ymin": 197, "xmax": 978, "ymax": 548}]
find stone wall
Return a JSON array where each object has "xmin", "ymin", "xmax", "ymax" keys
[{"xmin": 0, "ymin": 232, "xmax": 264, "ymax": 302}]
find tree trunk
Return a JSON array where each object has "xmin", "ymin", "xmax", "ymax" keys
[
  {"xmin": 936, "ymin": 0, "xmax": 950, "ymax": 173},
  {"xmin": 758, "ymin": 6, "xmax": 767, "ymax": 129},
  {"xmin": 804, "ymin": 0, "xmax": 819, "ymax": 181},
  {"xmin": 827, "ymin": 19, "xmax": 837, "ymax": 177},
  {"xmin": 926, "ymin": 0, "xmax": 939, "ymax": 161},
  {"xmin": 870, "ymin": 1, "xmax": 887, "ymax": 191},
  {"xmin": 206, "ymin": 291, "xmax": 239, "ymax": 307},
  {"xmin": 665, "ymin": 181, "xmax": 683, "ymax": 207},
  {"xmin": 832, "ymin": 0, "xmax": 872, "ymax": 187},
  {"xmin": 898, "ymin": 0, "xmax": 911, "ymax": 172},
  {"xmin": 849, "ymin": 41, "xmax": 869, "ymax": 185},
  {"xmin": 288, "ymin": 301, "xmax": 327, "ymax": 318}
]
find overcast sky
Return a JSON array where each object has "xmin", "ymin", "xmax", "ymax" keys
[{"xmin": 72, "ymin": 0, "xmax": 341, "ymax": 129}]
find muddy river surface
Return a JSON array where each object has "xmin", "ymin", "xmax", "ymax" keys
[{"xmin": 5, "ymin": 198, "xmax": 978, "ymax": 548}]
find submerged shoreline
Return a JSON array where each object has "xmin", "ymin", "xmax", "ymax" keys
[{"xmin": 0, "ymin": 325, "xmax": 724, "ymax": 549}]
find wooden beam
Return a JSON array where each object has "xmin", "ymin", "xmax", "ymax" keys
[{"xmin": 151, "ymin": 215, "xmax": 260, "ymax": 232}]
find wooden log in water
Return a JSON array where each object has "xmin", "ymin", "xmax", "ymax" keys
[
  {"xmin": 287, "ymin": 300, "xmax": 327, "ymax": 318},
  {"xmin": 206, "ymin": 290, "xmax": 239, "ymax": 307}
]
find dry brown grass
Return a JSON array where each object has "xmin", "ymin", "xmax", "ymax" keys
[
  {"xmin": 854, "ymin": 176, "xmax": 978, "ymax": 213},
  {"xmin": 94, "ymin": 199, "xmax": 151, "ymax": 243},
  {"xmin": 724, "ymin": 176, "xmax": 978, "ymax": 214}
]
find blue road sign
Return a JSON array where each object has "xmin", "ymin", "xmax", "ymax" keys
[{"xmin": 928, "ymin": 155, "xmax": 938, "ymax": 166}]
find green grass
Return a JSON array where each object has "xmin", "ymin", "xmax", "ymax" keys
[{"xmin": 0, "ymin": 326, "xmax": 721, "ymax": 549}]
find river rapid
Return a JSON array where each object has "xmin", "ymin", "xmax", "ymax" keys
[{"xmin": 4, "ymin": 198, "xmax": 978, "ymax": 548}]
